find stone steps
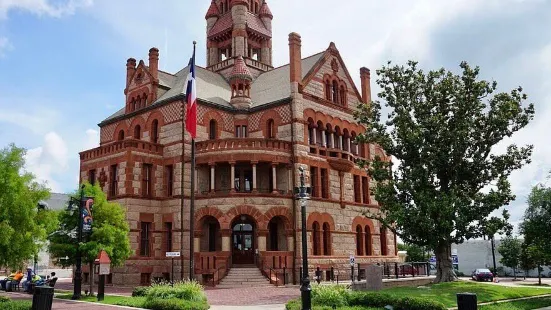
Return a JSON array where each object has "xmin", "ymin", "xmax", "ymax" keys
[{"xmin": 217, "ymin": 266, "xmax": 272, "ymax": 288}]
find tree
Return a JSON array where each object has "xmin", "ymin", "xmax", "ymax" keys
[
  {"xmin": 519, "ymin": 183, "xmax": 551, "ymax": 285},
  {"xmin": 355, "ymin": 61, "xmax": 534, "ymax": 283},
  {"xmin": 497, "ymin": 236, "xmax": 521, "ymax": 279},
  {"xmin": 481, "ymin": 212, "xmax": 513, "ymax": 274},
  {"xmin": 397, "ymin": 243, "xmax": 429, "ymax": 262},
  {"xmin": 0, "ymin": 144, "xmax": 51, "ymax": 269},
  {"xmin": 49, "ymin": 182, "xmax": 132, "ymax": 294}
]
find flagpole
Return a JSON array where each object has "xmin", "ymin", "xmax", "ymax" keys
[
  {"xmin": 189, "ymin": 41, "xmax": 197, "ymax": 281},
  {"xmin": 180, "ymin": 99, "xmax": 186, "ymax": 281}
]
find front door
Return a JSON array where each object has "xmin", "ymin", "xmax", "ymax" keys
[{"xmin": 232, "ymin": 220, "xmax": 255, "ymax": 264}]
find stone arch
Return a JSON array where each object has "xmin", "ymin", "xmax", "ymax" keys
[
  {"xmin": 129, "ymin": 116, "xmax": 146, "ymax": 139},
  {"xmin": 260, "ymin": 207, "xmax": 292, "ymax": 230},
  {"xmin": 221, "ymin": 205, "xmax": 264, "ymax": 230},
  {"xmin": 259, "ymin": 109, "xmax": 281, "ymax": 138},
  {"xmin": 145, "ymin": 110, "xmax": 165, "ymax": 130},
  {"xmin": 307, "ymin": 212, "xmax": 335, "ymax": 231},
  {"xmin": 352, "ymin": 216, "xmax": 375, "ymax": 233},
  {"xmin": 303, "ymin": 108, "xmax": 317, "ymax": 121},
  {"xmin": 195, "ymin": 206, "xmax": 225, "ymax": 227},
  {"xmin": 113, "ymin": 121, "xmax": 128, "ymax": 142}
]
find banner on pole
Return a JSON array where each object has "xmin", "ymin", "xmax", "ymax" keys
[{"xmin": 82, "ymin": 198, "xmax": 94, "ymax": 233}]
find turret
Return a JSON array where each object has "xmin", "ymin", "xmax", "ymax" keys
[
  {"xmin": 229, "ymin": 56, "xmax": 253, "ymax": 109},
  {"xmin": 125, "ymin": 58, "xmax": 136, "ymax": 93},
  {"xmin": 231, "ymin": 0, "xmax": 248, "ymax": 57},
  {"xmin": 205, "ymin": 1, "xmax": 221, "ymax": 67},
  {"xmin": 259, "ymin": 1, "xmax": 273, "ymax": 66}
]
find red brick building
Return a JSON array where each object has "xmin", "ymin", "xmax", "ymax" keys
[{"xmin": 79, "ymin": 0, "xmax": 398, "ymax": 286}]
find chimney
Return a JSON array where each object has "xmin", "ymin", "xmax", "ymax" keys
[
  {"xmin": 126, "ymin": 58, "xmax": 136, "ymax": 89},
  {"xmin": 360, "ymin": 67, "xmax": 372, "ymax": 104},
  {"xmin": 289, "ymin": 32, "xmax": 302, "ymax": 84},
  {"xmin": 148, "ymin": 47, "xmax": 159, "ymax": 80}
]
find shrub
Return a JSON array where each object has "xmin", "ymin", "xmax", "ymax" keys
[
  {"xmin": 286, "ymin": 299, "xmax": 301, "ymax": 310},
  {"xmin": 0, "ymin": 296, "xmax": 11, "ymax": 302},
  {"xmin": 146, "ymin": 280, "xmax": 206, "ymax": 302},
  {"xmin": 114, "ymin": 296, "xmax": 146, "ymax": 308},
  {"xmin": 347, "ymin": 291, "xmax": 396, "ymax": 307},
  {"xmin": 132, "ymin": 286, "xmax": 150, "ymax": 297},
  {"xmin": 311, "ymin": 284, "xmax": 349, "ymax": 307},
  {"xmin": 394, "ymin": 296, "xmax": 447, "ymax": 310},
  {"xmin": 143, "ymin": 298, "xmax": 209, "ymax": 310}
]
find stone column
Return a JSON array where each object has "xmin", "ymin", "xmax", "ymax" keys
[
  {"xmin": 210, "ymin": 164, "xmax": 215, "ymax": 193},
  {"xmin": 287, "ymin": 235, "xmax": 294, "ymax": 251},
  {"xmin": 311, "ymin": 127, "xmax": 317, "ymax": 145},
  {"xmin": 258, "ymin": 230, "xmax": 267, "ymax": 252},
  {"xmin": 252, "ymin": 162, "xmax": 258, "ymax": 193},
  {"xmin": 322, "ymin": 129, "xmax": 327, "ymax": 147},
  {"xmin": 287, "ymin": 166, "xmax": 293, "ymax": 194},
  {"xmin": 359, "ymin": 176, "xmax": 363, "ymax": 204},
  {"xmin": 194, "ymin": 237, "xmax": 200, "ymax": 253},
  {"xmin": 329, "ymin": 132, "xmax": 334, "ymax": 149},
  {"xmin": 230, "ymin": 162, "xmax": 236, "ymax": 193},
  {"xmin": 272, "ymin": 163, "xmax": 278, "ymax": 194},
  {"xmin": 221, "ymin": 229, "xmax": 231, "ymax": 252},
  {"xmin": 347, "ymin": 137, "xmax": 352, "ymax": 153}
]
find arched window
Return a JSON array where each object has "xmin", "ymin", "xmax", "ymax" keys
[
  {"xmin": 340, "ymin": 86, "xmax": 346, "ymax": 106},
  {"xmin": 365, "ymin": 225, "xmax": 372, "ymax": 256},
  {"xmin": 380, "ymin": 226, "xmax": 388, "ymax": 256},
  {"xmin": 151, "ymin": 120, "xmax": 159, "ymax": 144},
  {"xmin": 118, "ymin": 130, "xmax": 125, "ymax": 141},
  {"xmin": 134, "ymin": 125, "xmax": 141, "ymax": 139},
  {"xmin": 312, "ymin": 221, "xmax": 321, "ymax": 256},
  {"xmin": 209, "ymin": 120, "xmax": 217, "ymax": 140},
  {"xmin": 322, "ymin": 222, "xmax": 331, "ymax": 256},
  {"xmin": 308, "ymin": 119, "xmax": 315, "ymax": 145},
  {"xmin": 267, "ymin": 119, "xmax": 275, "ymax": 139},
  {"xmin": 356, "ymin": 225, "xmax": 364, "ymax": 256},
  {"xmin": 142, "ymin": 94, "xmax": 148, "ymax": 108},
  {"xmin": 325, "ymin": 125, "xmax": 332, "ymax": 148},
  {"xmin": 325, "ymin": 81, "xmax": 332, "ymax": 101},
  {"xmin": 332, "ymin": 80, "xmax": 339, "ymax": 103},
  {"xmin": 132, "ymin": 98, "xmax": 137, "ymax": 111},
  {"xmin": 333, "ymin": 126, "xmax": 341, "ymax": 149}
]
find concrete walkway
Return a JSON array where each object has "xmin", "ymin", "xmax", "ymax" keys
[{"xmin": 210, "ymin": 305, "xmax": 285, "ymax": 310}]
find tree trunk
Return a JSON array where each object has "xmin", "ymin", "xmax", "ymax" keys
[
  {"xmin": 89, "ymin": 262, "xmax": 95, "ymax": 296},
  {"xmin": 538, "ymin": 265, "xmax": 541, "ymax": 286},
  {"xmin": 513, "ymin": 267, "xmax": 516, "ymax": 280},
  {"xmin": 433, "ymin": 243, "xmax": 458, "ymax": 283}
]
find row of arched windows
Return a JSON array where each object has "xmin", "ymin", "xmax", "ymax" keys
[
  {"xmin": 130, "ymin": 93, "xmax": 148, "ymax": 112},
  {"xmin": 324, "ymin": 75, "xmax": 347, "ymax": 106},
  {"xmin": 356, "ymin": 226, "xmax": 389, "ymax": 256},
  {"xmin": 117, "ymin": 119, "xmax": 159, "ymax": 143},
  {"xmin": 207, "ymin": 118, "xmax": 277, "ymax": 140},
  {"xmin": 218, "ymin": 0, "xmax": 260, "ymax": 14},
  {"xmin": 307, "ymin": 119, "xmax": 364, "ymax": 156},
  {"xmin": 312, "ymin": 221, "xmax": 331, "ymax": 256}
]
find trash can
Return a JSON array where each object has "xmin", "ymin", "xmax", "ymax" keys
[
  {"xmin": 457, "ymin": 292, "xmax": 477, "ymax": 310},
  {"xmin": 32, "ymin": 285, "xmax": 54, "ymax": 310}
]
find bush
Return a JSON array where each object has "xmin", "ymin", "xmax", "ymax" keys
[
  {"xmin": 114, "ymin": 296, "xmax": 147, "ymax": 308},
  {"xmin": 143, "ymin": 298, "xmax": 209, "ymax": 310},
  {"xmin": 0, "ymin": 296, "xmax": 10, "ymax": 302},
  {"xmin": 347, "ymin": 291, "xmax": 396, "ymax": 307},
  {"xmin": 311, "ymin": 284, "xmax": 349, "ymax": 307},
  {"xmin": 393, "ymin": 297, "xmax": 447, "ymax": 310},
  {"xmin": 146, "ymin": 280, "xmax": 206, "ymax": 302},
  {"xmin": 132, "ymin": 286, "xmax": 151, "ymax": 297}
]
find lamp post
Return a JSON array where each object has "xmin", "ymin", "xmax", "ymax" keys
[
  {"xmin": 295, "ymin": 167, "xmax": 311, "ymax": 310},
  {"xmin": 72, "ymin": 184, "xmax": 85, "ymax": 300}
]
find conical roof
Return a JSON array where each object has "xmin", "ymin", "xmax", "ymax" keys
[
  {"xmin": 259, "ymin": 1, "xmax": 273, "ymax": 19},
  {"xmin": 230, "ymin": 56, "xmax": 253, "ymax": 81},
  {"xmin": 205, "ymin": 0, "xmax": 220, "ymax": 19}
]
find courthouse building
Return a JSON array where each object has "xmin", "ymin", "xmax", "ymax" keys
[{"xmin": 79, "ymin": 0, "xmax": 398, "ymax": 286}]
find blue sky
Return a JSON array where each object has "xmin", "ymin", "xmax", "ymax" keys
[{"xmin": 0, "ymin": 0, "xmax": 550, "ymax": 231}]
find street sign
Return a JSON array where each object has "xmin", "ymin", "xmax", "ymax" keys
[
  {"xmin": 166, "ymin": 252, "xmax": 181, "ymax": 257},
  {"xmin": 349, "ymin": 254, "xmax": 355, "ymax": 266}
]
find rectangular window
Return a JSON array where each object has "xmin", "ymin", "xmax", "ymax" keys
[
  {"xmin": 109, "ymin": 164, "xmax": 118, "ymax": 197},
  {"xmin": 166, "ymin": 165, "xmax": 174, "ymax": 197},
  {"xmin": 242, "ymin": 126, "xmax": 248, "ymax": 138},
  {"xmin": 235, "ymin": 125, "xmax": 248, "ymax": 138},
  {"xmin": 321, "ymin": 168, "xmax": 328, "ymax": 199},
  {"xmin": 362, "ymin": 176, "xmax": 369, "ymax": 204},
  {"xmin": 142, "ymin": 164, "xmax": 153, "ymax": 197},
  {"xmin": 89, "ymin": 169, "xmax": 96, "ymax": 186},
  {"xmin": 165, "ymin": 222, "xmax": 173, "ymax": 252},
  {"xmin": 140, "ymin": 222, "xmax": 151, "ymax": 257},
  {"xmin": 354, "ymin": 175, "xmax": 361, "ymax": 203},
  {"xmin": 310, "ymin": 167, "xmax": 319, "ymax": 198},
  {"xmin": 235, "ymin": 126, "xmax": 240, "ymax": 137}
]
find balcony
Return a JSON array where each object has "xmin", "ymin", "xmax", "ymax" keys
[
  {"xmin": 80, "ymin": 139, "xmax": 163, "ymax": 161},
  {"xmin": 195, "ymin": 138, "xmax": 292, "ymax": 164}
]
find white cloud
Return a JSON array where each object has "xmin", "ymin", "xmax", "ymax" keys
[
  {"xmin": 83, "ymin": 129, "xmax": 99, "ymax": 150},
  {"xmin": 0, "ymin": 105, "xmax": 60, "ymax": 135},
  {"xmin": 24, "ymin": 131, "xmax": 69, "ymax": 192},
  {"xmin": 0, "ymin": 36, "xmax": 12, "ymax": 57},
  {"xmin": 0, "ymin": 0, "xmax": 93, "ymax": 19}
]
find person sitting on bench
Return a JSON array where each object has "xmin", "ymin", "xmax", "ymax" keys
[
  {"xmin": 23, "ymin": 273, "xmax": 41, "ymax": 292},
  {"xmin": 5, "ymin": 270, "xmax": 24, "ymax": 291},
  {"xmin": 45, "ymin": 272, "xmax": 57, "ymax": 287},
  {"xmin": 0, "ymin": 272, "xmax": 16, "ymax": 291}
]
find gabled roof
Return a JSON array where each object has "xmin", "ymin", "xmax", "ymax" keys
[
  {"xmin": 101, "ymin": 51, "xmax": 325, "ymax": 123},
  {"xmin": 208, "ymin": 12, "xmax": 271, "ymax": 39},
  {"xmin": 208, "ymin": 13, "xmax": 233, "ymax": 38},
  {"xmin": 245, "ymin": 12, "xmax": 271, "ymax": 38}
]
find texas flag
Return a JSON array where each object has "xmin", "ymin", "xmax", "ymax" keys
[{"xmin": 185, "ymin": 48, "xmax": 197, "ymax": 139}]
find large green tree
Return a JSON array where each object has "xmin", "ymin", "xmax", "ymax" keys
[
  {"xmin": 519, "ymin": 183, "xmax": 551, "ymax": 285},
  {"xmin": 355, "ymin": 61, "xmax": 534, "ymax": 283},
  {"xmin": 497, "ymin": 236, "xmax": 522, "ymax": 279},
  {"xmin": 0, "ymin": 144, "xmax": 51, "ymax": 269},
  {"xmin": 49, "ymin": 182, "xmax": 131, "ymax": 294}
]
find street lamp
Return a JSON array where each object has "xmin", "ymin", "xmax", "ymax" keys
[
  {"xmin": 295, "ymin": 166, "xmax": 312, "ymax": 310},
  {"xmin": 72, "ymin": 184, "xmax": 86, "ymax": 300}
]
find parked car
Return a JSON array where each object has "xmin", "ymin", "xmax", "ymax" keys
[{"xmin": 472, "ymin": 268, "xmax": 494, "ymax": 282}]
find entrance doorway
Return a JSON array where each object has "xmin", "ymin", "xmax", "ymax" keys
[{"xmin": 232, "ymin": 216, "xmax": 255, "ymax": 264}]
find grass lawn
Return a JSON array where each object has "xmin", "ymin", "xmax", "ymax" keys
[
  {"xmin": 55, "ymin": 293, "xmax": 145, "ymax": 308},
  {"xmin": 479, "ymin": 296, "xmax": 551, "ymax": 309},
  {"xmin": 382, "ymin": 281, "xmax": 551, "ymax": 307}
]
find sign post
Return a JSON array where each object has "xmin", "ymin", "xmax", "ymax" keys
[
  {"xmin": 95, "ymin": 250, "xmax": 111, "ymax": 302},
  {"xmin": 166, "ymin": 252, "xmax": 181, "ymax": 286}
]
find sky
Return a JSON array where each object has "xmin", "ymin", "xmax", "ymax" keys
[{"xmin": 0, "ymin": 0, "xmax": 550, "ymax": 233}]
